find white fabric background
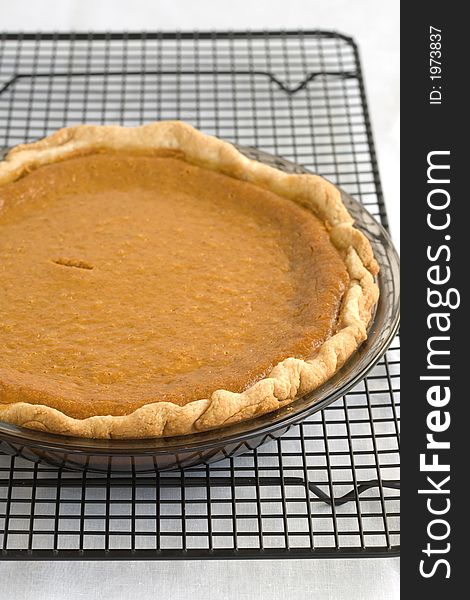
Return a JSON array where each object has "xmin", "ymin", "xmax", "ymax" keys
[
  {"xmin": 0, "ymin": 1, "xmax": 400, "ymax": 598},
  {"xmin": 0, "ymin": 559, "xmax": 400, "ymax": 599}
]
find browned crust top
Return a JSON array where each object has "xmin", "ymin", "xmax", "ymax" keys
[{"xmin": 0, "ymin": 121, "xmax": 379, "ymax": 439}]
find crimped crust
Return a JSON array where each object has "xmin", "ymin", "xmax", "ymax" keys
[{"xmin": 0, "ymin": 121, "xmax": 379, "ymax": 439}]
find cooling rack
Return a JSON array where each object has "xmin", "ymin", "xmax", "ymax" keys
[{"xmin": 0, "ymin": 31, "xmax": 400, "ymax": 560}]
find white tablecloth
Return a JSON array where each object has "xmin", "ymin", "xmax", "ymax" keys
[{"xmin": 1, "ymin": 559, "xmax": 400, "ymax": 600}]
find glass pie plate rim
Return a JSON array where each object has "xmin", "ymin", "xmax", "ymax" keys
[{"xmin": 0, "ymin": 145, "xmax": 400, "ymax": 455}]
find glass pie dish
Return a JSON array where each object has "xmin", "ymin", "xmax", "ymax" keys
[{"xmin": 0, "ymin": 147, "xmax": 400, "ymax": 472}]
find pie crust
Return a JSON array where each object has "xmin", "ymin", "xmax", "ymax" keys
[{"xmin": 0, "ymin": 121, "xmax": 379, "ymax": 439}]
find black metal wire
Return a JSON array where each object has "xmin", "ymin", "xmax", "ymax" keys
[{"xmin": 0, "ymin": 31, "xmax": 400, "ymax": 560}]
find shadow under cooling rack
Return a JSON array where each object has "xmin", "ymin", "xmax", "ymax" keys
[{"xmin": 0, "ymin": 30, "xmax": 400, "ymax": 560}]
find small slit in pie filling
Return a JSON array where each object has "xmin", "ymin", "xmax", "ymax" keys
[{"xmin": 0, "ymin": 151, "xmax": 349, "ymax": 420}]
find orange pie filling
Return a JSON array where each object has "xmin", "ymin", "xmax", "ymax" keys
[{"xmin": 0, "ymin": 152, "xmax": 349, "ymax": 419}]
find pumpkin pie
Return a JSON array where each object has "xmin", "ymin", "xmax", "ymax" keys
[{"xmin": 0, "ymin": 121, "xmax": 379, "ymax": 438}]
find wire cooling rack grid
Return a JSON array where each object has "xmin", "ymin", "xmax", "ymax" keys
[{"xmin": 0, "ymin": 32, "xmax": 400, "ymax": 560}]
